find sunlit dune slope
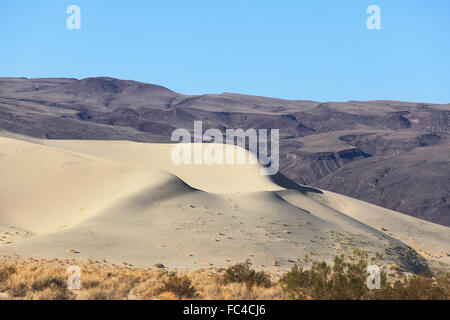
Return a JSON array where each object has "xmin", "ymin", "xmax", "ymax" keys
[{"xmin": 0, "ymin": 133, "xmax": 448, "ymax": 272}]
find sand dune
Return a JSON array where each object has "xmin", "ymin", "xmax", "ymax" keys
[
  {"xmin": 306, "ymin": 190, "xmax": 450, "ymax": 264},
  {"xmin": 0, "ymin": 133, "xmax": 448, "ymax": 272}
]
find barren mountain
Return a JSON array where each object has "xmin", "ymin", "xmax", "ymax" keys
[{"xmin": 0, "ymin": 77, "xmax": 449, "ymax": 225}]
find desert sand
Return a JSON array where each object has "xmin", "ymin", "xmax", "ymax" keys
[{"xmin": 0, "ymin": 131, "xmax": 448, "ymax": 273}]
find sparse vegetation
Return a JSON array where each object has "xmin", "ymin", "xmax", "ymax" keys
[
  {"xmin": 280, "ymin": 250, "xmax": 449, "ymax": 300},
  {"xmin": 0, "ymin": 253, "xmax": 448, "ymax": 300},
  {"xmin": 222, "ymin": 260, "xmax": 272, "ymax": 288},
  {"xmin": 159, "ymin": 272, "xmax": 197, "ymax": 299},
  {"xmin": 281, "ymin": 250, "xmax": 372, "ymax": 299}
]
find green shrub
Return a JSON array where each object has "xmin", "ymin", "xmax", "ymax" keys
[
  {"xmin": 159, "ymin": 272, "xmax": 197, "ymax": 299},
  {"xmin": 222, "ymin": 260, "xmax": 272, "ymax": 288},
  {"xmin": 280, "ymin": 251, "xmax": 449, "ymax": 300},
  {"xmin": 370, "ymin": 271, "xmax": 449, "ymax": 300}
]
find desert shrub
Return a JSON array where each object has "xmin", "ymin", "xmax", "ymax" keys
[
  {"xmin": 159, "ymin": 272, "xmax": 197, "ymax": 299},
  {"xmin": 370, "ymin": 271, "xmax": 449, "ymax": 300},
  {"xmin": 280, "ymin": 251, "xmax": 449, "ymax": 300},
  {"xmin": 279, "ymin": 264, "xmax": 312, "ymax": 299},
  {"xmin": 328, "ymin": 253, "xmax": 370, "ymax": 299},
  {"xmin": 222, "ymin": 261, "xmax": 272, "ymax": 288},
  {"xmin": 280, "ymin": 261, "xmax": 334, "ymax": 299},
  {"xmin": 281, "ymin": 251, "xmax": 382, "ymax": 299}
]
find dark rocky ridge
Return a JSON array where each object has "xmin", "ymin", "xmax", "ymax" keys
[{"xmin": 0, "ymin": 77, "xmax": 449, "ymax": 226}]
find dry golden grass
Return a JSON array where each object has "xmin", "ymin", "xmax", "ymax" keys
[
  {"xmin": 0, "ymin": 257, "xmax": 283, "ymax": 300},
  {"xmin": 0, "ymin": 254, "xmax": 448, "ymax": 300}
]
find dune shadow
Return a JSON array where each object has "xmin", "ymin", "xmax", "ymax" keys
[{"xmin": 270, "ymin": 171, "xmax": 323, "ymax": 194}]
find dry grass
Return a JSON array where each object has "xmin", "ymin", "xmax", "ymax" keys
[
  {"xmin": 0, "ymin": 258, "xmax": 281, "ymax": 300},
  {"xmin": 0, "ymin": 253, "xmax": 448, "ymax": 300}
]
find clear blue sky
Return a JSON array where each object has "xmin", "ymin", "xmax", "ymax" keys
[{"xmin": 1, "ymin": 0, "xmax": 449, "ymax": 103}]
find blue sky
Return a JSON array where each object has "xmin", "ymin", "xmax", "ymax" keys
[{"xmin": 1, "ymin": 0, "xmax": 449, "ymax": 103}]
